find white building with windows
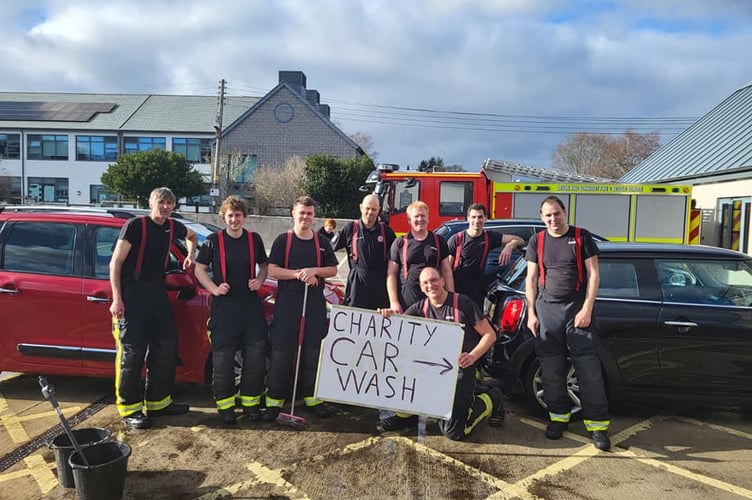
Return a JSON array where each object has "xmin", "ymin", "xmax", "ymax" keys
[{"xmin": 0, "ymin": 70, "xmax": 363, "ymax": 207}]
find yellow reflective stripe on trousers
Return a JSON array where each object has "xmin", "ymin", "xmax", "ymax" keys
[
  {"xmin": 395, "ymin": 411, "xmax": 414, "ymax": 418},
  {"xmin": 304, "ymin": 396, "xmax": 322, "ymax": 407},
  {"xmin": 145, "ymin": 395, "xmax": 173, "ymax": 412},
  {"xmin": 215, "ymin": 395, "xmax": 235, "ymax": 411},
  {"xmin": 549, "ymin": 412, "xmax": 571, "ymax": 423},
  {"xmin": 463, "ymin": 393, "xmax": 492, "ymax": 435},
  {"xmin": 584, "ymin": 419, "xmax": 610, "ymax": 431},
  {"xmin": 265, "ymin": 395, "xmax": 285, "ymax": 408},
  {"xmin": 117, "ymin": 401, "xmax": 143, "ymax": 417},
  {"xmin": 238, "ymin": 395, "xmax": 261, "ymax": 407},
  {"xmin": 112, "ymin": 318, "xmax": 140, "ymax": 417}
]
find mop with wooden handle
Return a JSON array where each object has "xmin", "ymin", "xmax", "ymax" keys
[{"xmin": 276, "ymin": 283, "xmax": 309, "ymax": 429}]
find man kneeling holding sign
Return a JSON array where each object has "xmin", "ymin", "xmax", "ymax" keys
[{"xmin": 376, "ymin": 267, "xmax": 505, "ymax": 440}]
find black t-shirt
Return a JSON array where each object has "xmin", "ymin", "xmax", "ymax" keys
[
  {"xmin": 404, "ymin": 292, "xmax": 485, "ymax": 354},
  {"xmin": 119, "ymin": 216, "xmax": 187, "ymax": 285},
  {"xmin": 268, "ymin": 231, "xmax": 338, "ymax": 295},
  {"xmin": 525, "ymin": 226, "xmax": 599, "ymax": 299},
  {"xmin": 447, "ymin": 229, "xmax": 505, "ymax": 278},
  {"xmin": 390, "ymin": 231, "xmax": 449, "ymax": 284},
  {"xmin": 196, "ymin": 230, "xmax": 268, "ymax": 297},
  {"xmin": 333, "ymin": 220, "xmax": 396, "ymax": 275}
]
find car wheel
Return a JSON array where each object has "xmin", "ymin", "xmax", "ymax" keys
[{"xmin": 522, "ymin": 359, "xmax": 582, "ymax": 416}]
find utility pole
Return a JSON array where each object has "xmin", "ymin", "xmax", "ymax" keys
[{"xmin": 211, "ymin": 79, "xmax": 226, "ymax": 212}]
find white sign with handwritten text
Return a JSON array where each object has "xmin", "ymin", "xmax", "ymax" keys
[{"xmin": 314, "ymin": 305, "xmax": 463, "ymax": 419}]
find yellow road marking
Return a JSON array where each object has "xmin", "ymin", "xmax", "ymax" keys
[
  {"xmin": 0, "ymin": 406, "xmax": 81, "ymax": 443},
  {"xmin": 389, "ymin": 436, "xmax": 534, "ymax": 500},
  {"xmin": 194, "ymin": 461, "xmax": 311, "ymax": 500},
  {"xmin": 678, "ymin": 416, "xmax": 752, "ymax": 441},
  {"xmin": 620, "ymin": 446, "xmax": 752, "ymax": 499},
  {"xmin": 24, "ymin": 455, "xmax": 58, "ymax": 495},
  {"xmin": 0, "ymin": 454, "xmax": 57, "ymax": 495}
]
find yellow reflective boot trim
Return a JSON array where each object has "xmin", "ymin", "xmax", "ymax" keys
[
  {"xmin": 265, "ymin": 395, "xmax": 285, "ymax": 408},
  {"xmin": 239, "ymin": 395, "xmax": 261, "ymax": 408},
  {"xmin": 464, "ymin": 393, "xmax": 492, "ymax": 436},
  {"xmin": 549, "ymin": 412, "xmax": 571, "ymax": 423},
  {"xmin": 584, "ymin": 419, "xmax": 610, "ymax": 431},
  {"xmin": 304, "ymin": 396, "xmax": 322, "ymax": 407},
  {"xmin": 145, "ymin": 395, "xmax": 173, "ymax": 412},
  {"xmin": 216, "ymin": 395, "xmax": 236, "ymax": 411},
  {"xmin": 117, "ymin": 402, "xmax": 143, "ymax": 418}
]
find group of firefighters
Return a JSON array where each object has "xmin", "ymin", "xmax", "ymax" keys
[{"xmin": 108, "ymin": 186, "xmax": 611, "ymax": 450}]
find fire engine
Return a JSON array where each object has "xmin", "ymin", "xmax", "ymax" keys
[{"xmin": 363, "ymin": 159, "xmax": 696, "ymax": 244}]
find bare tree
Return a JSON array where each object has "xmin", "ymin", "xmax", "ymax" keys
[
  {"xmin": 253, "ymin": 156, "xmax": 308, "ymax": 215},
  {"xmin": 348, "ymin": 130, "xmax": 377, "ymax": 160},
  {"xmin": 552, "ymin": 130, "xmax": 660, "ymax": 180},
  {"xmin": 218, "ymin": 149, "xmax": 255, "ymax": 202}
]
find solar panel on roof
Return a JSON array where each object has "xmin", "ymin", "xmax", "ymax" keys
[{"xmin": 0, "ymin": 101, "xmax": 117, "ymax": 122}]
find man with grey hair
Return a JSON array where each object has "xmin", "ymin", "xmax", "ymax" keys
[
  {"xmin": 110, "ymin": 187, "xmax": 198, "ymax": 430},
  {"xmin": 332, "ymin": 194, "xmax": 396, "ymax": 309}
]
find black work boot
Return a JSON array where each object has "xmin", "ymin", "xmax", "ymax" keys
[
  {"xmin": 591, "ymin": 430, "xmax": 611, "ymax": 451},
  {"xmin": 123, "ymin": 411, "xmax": 151, "ymax": 430},
  {"xmin": 545, "ymin": 421, "xmax": 569, "ymax": 440},
  {"xmin": 487, "ymin": 388, "xmax": 506, "ymax": 427}
]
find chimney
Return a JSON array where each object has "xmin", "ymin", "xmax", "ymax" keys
[
  {"xmin": 318, "ymin": 104, "xmax": 330, "ymax": 118},
  {"xmin": 305, "ymin": 89, "xmax": 320, "ymax": 106},
  {"xmin": 278, "ymin": 70, "xmax": 306, "ymax": 96}
]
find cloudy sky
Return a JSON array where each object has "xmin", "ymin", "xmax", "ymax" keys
[{"xmin": 2, "ymin": 0, "xmax": 751, "ymax": 171}]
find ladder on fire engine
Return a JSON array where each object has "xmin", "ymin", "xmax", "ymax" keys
[{"xmin": 482, "ymin": 159, "xmax": 616, "ymax": 184}]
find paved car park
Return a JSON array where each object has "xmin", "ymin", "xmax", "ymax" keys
[{"xmin": 1, "ymin": 373, "xmax": 751, "ymax": 499}]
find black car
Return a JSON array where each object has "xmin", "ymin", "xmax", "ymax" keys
[{"xmin": 484, "ymin": 242, "xmax": 752, "ymax": 413}]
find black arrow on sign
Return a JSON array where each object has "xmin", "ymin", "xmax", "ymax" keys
[{"xmin": 413, "ymin": 357, "xmax": 453, "ymax": 375}]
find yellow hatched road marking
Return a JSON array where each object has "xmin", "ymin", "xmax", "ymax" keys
[
  {"xmin": 620, "ymin": 447, "xmax": 752, "ymax": 499},
  {"xmin": 194, "ymin": 461, "xmax": 311, "ymax": 500},
  {"xmin": 0, "ymin": 454, "xmax": 57, "ymax": 495},
  {"xmin": 678, "ymin": 416, "xmax": 752, "ymax": 441},
  {"xmin": 0, "ymin": 406, "xmax": 81, "ymax": 443}
]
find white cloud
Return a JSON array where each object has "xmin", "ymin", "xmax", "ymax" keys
[{"xmin": 1, "ymin": 0, "xmax": 751, "ymax": 169}]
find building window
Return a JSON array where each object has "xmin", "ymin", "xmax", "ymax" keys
[
  {"xmin": 0, "ymin": 134, "xmax": 21, "ymax": 159},
  {"xmin": 27, "ymin": 177, "xmax": 69, "ymax": 203},
  {"xmin": 77, "ymin": 135, "xmax": 118, "ymax": 161},
  {"xmin": 90, "ymin": 184, "xmax": 120, "ymax": 205},
  {"xmin": 27, "ymin": 134, "xmax": 69, "ymax": 160},
  {"xmin": 173, "ymin": 138, "xmax": 213, "ymax": 163},
  {"xmin": 123, "ymin": 136, "xmax": 166, "ymax": 154},
  {"xmin": 0, "ymin": 176, "xmax": 22, "ymax": 204}
]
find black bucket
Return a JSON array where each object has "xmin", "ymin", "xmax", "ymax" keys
[
  {"xmin": 48, "ymin": 427, "xmax": 111, "ymax": 488},
  {"xmin": 69, "ymin": 441, "xmax": 132, "ymax": 500}
]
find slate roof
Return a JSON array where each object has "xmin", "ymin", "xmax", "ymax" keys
[
  {"xmin": 621, "ymin": 82, "xmax": 752, "ymax": 184},
  {"xmin": 0, "ymin": 92, "xmax": 258, "ymax": 133}
]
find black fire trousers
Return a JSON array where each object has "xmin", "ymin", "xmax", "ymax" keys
[
  {"xmin": 438, "ymin": 364, "xmax": 492, "ymax": 440},
  {"xmin": 207, "ymin": 295, "xmax": 268, "ymax": 411},
  {"xmin": 114, "ymin": 280, "xmax": 178, "ymax": 417},
  {"xmin": 534, "ymin": 292, "xmax": 609, "ymax": 422}
]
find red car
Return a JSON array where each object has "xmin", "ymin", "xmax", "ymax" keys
[{"xmin": 0, "ymin": 207, "xmax": 344, "ymax": 383}]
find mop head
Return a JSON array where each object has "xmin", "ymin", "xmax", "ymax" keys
[{"xmin": 276, "ymin": 412, "xmax": 307, "ymax": 429}]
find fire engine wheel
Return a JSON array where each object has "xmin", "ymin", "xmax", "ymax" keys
[{"xmin": 522, "ymin": 359, "xmax": 582, "ymax": 416}]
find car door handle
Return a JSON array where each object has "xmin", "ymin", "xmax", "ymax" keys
[
  {"xmin": 664, "ymin": 320, "xmax": 698, "ymax": 328},
  {"xmin": 0, "ymin": 287, "xmax": 21, "ymax": 294},
  {"xmin": 86, "ymin": 296, "xmax": 112, "ymax": 303}
]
